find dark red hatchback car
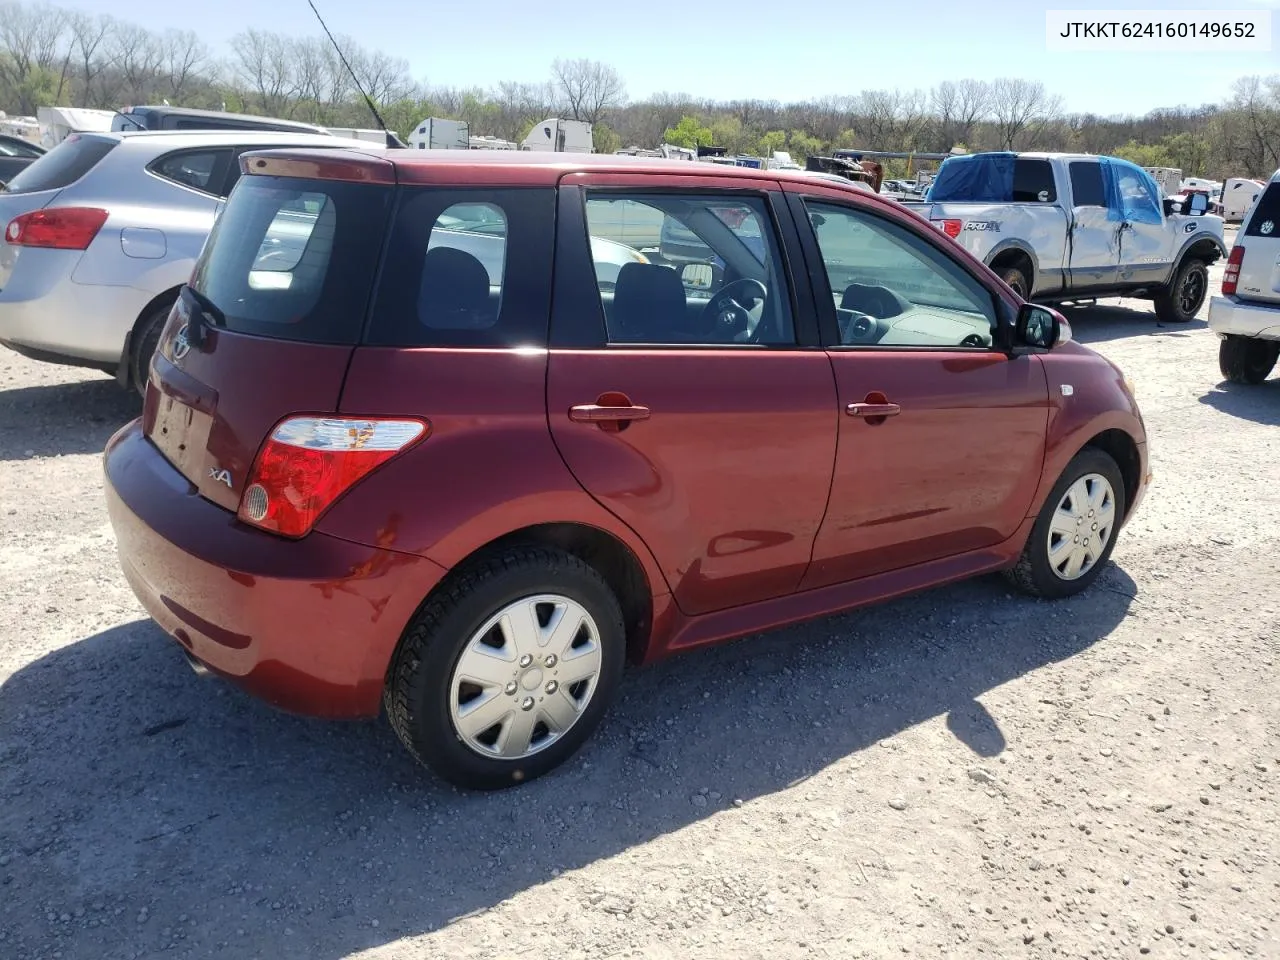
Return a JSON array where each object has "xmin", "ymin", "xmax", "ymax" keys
[{"xmin": 103, "ymin": 149, "xmax": 1149, "ymax": 789}]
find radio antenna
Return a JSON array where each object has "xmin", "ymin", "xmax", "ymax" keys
[{"xmin": 304, "ymin": 0, "xmax": 403, "ymax": 147}]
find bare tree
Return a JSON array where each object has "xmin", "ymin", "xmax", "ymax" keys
[
  {"xmin": 990, "ymin": 78, "xmax": 1061, "ymax": 150},
  {"xmin": 932, "ymin": 79, "xmax": 990, "ymax": 149},
  {"xmin": 0, "ymin": 1, "xmax": 69, "ymax": 112},
  {"xmin": 66, "ymin": 11, "xmax": 112, "ymax": 108},
  {"xmin": 110, "ymin": 25, "xmax": 166, "ymax": 104},
  {"xmin": 230, "ymin": 29, "xmax": 298, "ymax": 117},
  {"xmin": 160, "ymin": 29, "xmax": 207, "ymax": 104},
  {"xmin": 551, "ymin": 58, "xmax": 626, "ymax": 124}
]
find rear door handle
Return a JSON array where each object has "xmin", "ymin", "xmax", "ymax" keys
[
  {"xmin": 846, "ymin": 402, "xmax": 901, "ymax": 418},
  {"xmin": 568, "ymin": 403, "xmax": 651, "ymax": 423}
]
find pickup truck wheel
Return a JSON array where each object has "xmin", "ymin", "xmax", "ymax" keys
[
  {"xmin": 385, "ymin": 544, "xmax": 626, "ymax": 791},
  {"xmin": 998, "ymin": 265, "xmax": 1029, "ymax": 299},
  {"xmin": 1219, "ymin": 335, "xmax": 1279, "ymax": 385},
  {"xmin": 1154, "ymin": 259, "xmax": 1207, "ymax": 323},
  {"xmin": 1005, "ymin": 448, "xmax": 1126, "ymax": 600}
]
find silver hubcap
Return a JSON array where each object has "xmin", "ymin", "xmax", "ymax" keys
[
  {"xmin": 1047, "ymin": 473, "xmax": 1116, "ymax": 581},
  {"xmin": 449, "ymin": 594, "xmax": 602, "ymax": 760}
]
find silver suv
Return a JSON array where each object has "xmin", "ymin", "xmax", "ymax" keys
[
  {"xmin": 1208, "ymin": 169, "xmax": 1280, "ymax": 385},
  {"xmin": 0, "ymin": 129, "xmax": 383, "ymax": 393}
]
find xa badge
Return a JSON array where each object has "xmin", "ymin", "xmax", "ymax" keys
[
  {"xmin": 172, "ymin": 323, "xmax": 191, "ymax": 362},
  {"xmin": 209, "ymin": 467, "xmax": 233, "ymax": 489}
]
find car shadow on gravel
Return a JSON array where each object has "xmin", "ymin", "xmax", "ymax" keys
[
  {"xmin": 0, "ymin": 377, "xmax": 140, "ymax": 461},
  {"xmin": 0, "ymin": 566, "xmax": 1135, "ymax": 959},
  {"xmin": 1059, "ymin": 303, "xmax": 1207, "ymax": 344},
  {"xmin": 1198, "ymin": 379, "xmax": 1280, "ymax": 424}
]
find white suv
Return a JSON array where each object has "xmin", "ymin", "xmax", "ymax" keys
[
  {"xmin": 0, "ymin": 129, "xmax": 384, "ymax": 394},
  {"xmin": 1209, "ymin": 169, "xmax": 1280, "ymax": 384}
]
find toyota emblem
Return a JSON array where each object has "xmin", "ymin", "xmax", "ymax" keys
[{"xmin": 172, "ymin": 323, "xmax": 191, "ymax": 362}]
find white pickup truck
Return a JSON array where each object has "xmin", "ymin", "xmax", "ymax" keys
[{"xmin": 903, "ymin": 151, "xmax": 1227, "ymax": 323}]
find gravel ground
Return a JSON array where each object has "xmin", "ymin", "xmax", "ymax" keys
[{"xmin": 1, "ymin": 253, "xmax": 1277, "ymax": 960}]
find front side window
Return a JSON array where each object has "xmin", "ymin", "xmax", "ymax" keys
[
  {"xmin": 583, "ymin": 192, "xmax": 795, "ymax": 346},
  {"xmin": 804, "ymin": 201, "xmax": 998, "ymax": 349},
  {"xmin": 1110, "ymin": 161, "xmax": 1162, "ymax": 225}
]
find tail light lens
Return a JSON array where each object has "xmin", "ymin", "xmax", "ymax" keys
[
  {"xmin": 937, "ymin": 219, "xmax": 963, "ymax": 239},
  {"xmin": 1222, "ymin": 245, "xmax": 1245, "ymax": 296},
  {"xmin": 4, "ymin": 207, "xmax": 109, "ymax": 250},
  {"xmin": 238, "ymin": 416, "xmax": 429, "ymax": 538}
]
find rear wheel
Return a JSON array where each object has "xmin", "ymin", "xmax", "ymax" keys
[
  {"xmin": 1006, "ymin": 448, "xmax": 1126, "ymax": 600},
  {"xmin": 1219, "ymin": 335, "xmax": 1279, "ymax": 385},
  {"xmin": 385, "ymin": 545, "xmax": 626, "ymax": 790},
  {"xmin": 997, "ymin": 264, "xmax": 1030, "ymax": 299},
  {"xmin": 1154, "ymin": 259, "xmax": 1207, "ymax": 323},
  {"xmin": 129, "ymin": 301, "xmax": 174, "ymax": 397}
]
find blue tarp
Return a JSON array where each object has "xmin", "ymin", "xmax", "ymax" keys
[
  {"xmin": 1099, "ymin": 157, "xmax": 1163, "ymax": 225},
  {"xmin": 926, "ymin": 153, "xmax": 1017, "ymax": 203},
  {"xmin": 926, "ymin": 151, "xmax": 1164, "ymax": 225}
]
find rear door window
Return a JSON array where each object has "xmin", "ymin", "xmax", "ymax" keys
[
  {"xmin": 1243, "ymin": 183, "xmax": 1280, "ymax": 238},
  {"xmin": 190, "ymin": 174, "xmax": 393, "ymax": 343},
  {"xmin": 366, "ymin": 187, "xmax": 555, "ymax": 347},
  {"xmin": 2, "ymin": 134, "xmax": 115, "ymax": 194},
  {"xmin": 1069, "ymin": 161, "xmax": 1106, "ymax": 207}
]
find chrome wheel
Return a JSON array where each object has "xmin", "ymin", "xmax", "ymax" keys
[
  {"xmin": 449, "ymin": 594, "xmax": 603, "ymax": 760},
  {"xmin": 1047, "ymin": 473, "xmax": 1116, "ymax": 581}
]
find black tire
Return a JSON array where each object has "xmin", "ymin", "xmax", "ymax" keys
[
  {"xmin": 1219, "ymin": 335, "xmax": 1279, "ymax": 385},
  {"xmin": 129, "ymin": 301, "xmax": 174, "ymax": 397},
  {"xmin": 1153, "ymin": 258, "xmax": 1208, "ymax": 323},
  {"xmin": 1005, "ymin": 447, "xmax": 1127, "ymax": 600},
  {"xmin": 998, "ymin": 264, "xmax": 1030, "ymax": 299},
  {"xmin": 385, "ymin": 544, "xmax": 626, "ymax": 790}
]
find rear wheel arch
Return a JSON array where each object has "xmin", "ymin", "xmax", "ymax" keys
[
  {"xmin": 124, "ymin": 285, "xmax": 183, "ymax": 393},
  {"xmin": 392, "ymin": 521, "xmax": 658, "ymax": 677},
  {"xmin": 988, "ymin": 245, "xmax": 1037, "ymax": 297}
]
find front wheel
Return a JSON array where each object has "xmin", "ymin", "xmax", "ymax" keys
[
  {"xmin": 1153, "ymin": 259, "xmax": 1208, "ymax": 323},
  {"xmin": 1006, "ymin": 448, "xmax": 1127, "ymax": 600},
  {"xmin": 1219, "ymin": 335, "xmax": 1279, "ymax": 385},
  {"xmin": 385, "ymin": 545, "xmax": 626, "ymax": 790}
]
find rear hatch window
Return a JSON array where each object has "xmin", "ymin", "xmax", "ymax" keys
[
  {"xmin": 1, "ymin": 134, "xmax": 116, "ymax": 195},
  {"xmin": 1236, "ymin": 182, "xmax": 1280, "ymax": 305},
  {"xmin": 144, "ymin": 172, "xmax": 394, "ymax": 511}
]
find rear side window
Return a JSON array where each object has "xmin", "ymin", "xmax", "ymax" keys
[
  {"xmin": 1244, "ymin": 184, "xmax": 1280, "ymax": 237},
  {"xmin": 190, "ymin": 174, "xmax": 392, "ymax": 344},
  {"xmin": 1069, "ymin": 162, "xmax": 1106, "ymax": 207},
  {"xmin": 1012, "ymin": 159, "xmax": 1056, "ymax": 202},
  {"xmin": 149, "ymin": 150, "xmax": 227, "ymax": 194},
  {"xmin": 367, "ymin": 187, "xmax": 555, "ymax": 347},
  {"xmin": 2, "ymin": 134, "xmax": 115, "ymax": 194}
]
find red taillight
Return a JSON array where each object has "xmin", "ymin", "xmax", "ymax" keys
[
  {"xmin": 4, "ymin": 207, "xmax": 109, "ymax": 250},
  {"xmin": 1222, "ymin": 245, "xmax": 1245, "ymax": 296},
  {"xmin": 937, "ymin": 218, "xmax": 963, "ymax": 239},
  {"xmin": 238, "ymin": 416, "xmax": 429, "ymax": 538}
]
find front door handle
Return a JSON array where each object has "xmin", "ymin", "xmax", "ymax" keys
[
  {"xmin": 569, "ymin": 403, "xmax": 651, "ymax": 423},
  {"xmin": 846, "ymin": 401, "xmax": 900, "ymax": 419}
]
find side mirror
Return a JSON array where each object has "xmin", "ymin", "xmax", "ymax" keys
[
  {"xmin": 1016, "ymin": 303, "xmax": 1071, "ymax": 350},
  {"xmin": 1188, "ymin": 192, "xmax": 1208, "ymax": 216},
  {"xmin": 680, "ymin": 262, "xmax": 714, "ymax": 291}
]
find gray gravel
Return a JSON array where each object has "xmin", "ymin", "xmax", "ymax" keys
[{"xmin": 1, "ymin": 251, "xmax": 1278, "ymax": 959}]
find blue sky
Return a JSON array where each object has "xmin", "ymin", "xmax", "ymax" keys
[{"xmin": 67, "ymin": 0, "xmax": 1278, "ymax": 115}]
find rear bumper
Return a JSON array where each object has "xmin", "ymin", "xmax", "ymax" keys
[
  {"xmin": 0, "ymin": 247, "xmax": 147, "ymax": 364},
  {"xmin": 103, "ymin": 419, "xmax": 449, "ymax": 718},
  {"xmin": 1207, "ymin": 295, "xmax": 1280, "ymax": 341}
]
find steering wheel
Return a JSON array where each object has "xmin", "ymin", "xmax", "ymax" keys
[{"xmin": 702, "ymin": 278, "xmax": 768, "ymax": 340}]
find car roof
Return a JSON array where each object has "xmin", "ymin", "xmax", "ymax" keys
[
  {"xmin": 97, "ymin": 130, "xmax": 378, "ymax": 150},
  {"xmin": 241, "ymin": 146, "xmax": 900, "ymax": 195}
]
